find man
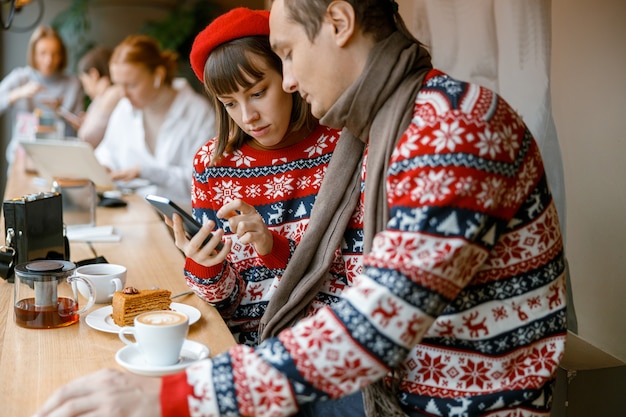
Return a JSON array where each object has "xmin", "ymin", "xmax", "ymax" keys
[{"xmin": 34, "ymin": 1, "xmax": 566, "ymax": 416}]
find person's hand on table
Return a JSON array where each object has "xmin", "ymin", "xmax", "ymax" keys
[
  {"xmin": 111, "ymin": 167, "xmax": 141, "ymax": 182},
  {"xmin": 167, "ymin": 214, "xmax": 232, "ymax": 267},
  {"xmin": 32, "ymin": 369, "xmax": 161, "ymax": 417},
  {"xmin": 217, "ymin": 198, "xmax": 273, "ymax": 256}
]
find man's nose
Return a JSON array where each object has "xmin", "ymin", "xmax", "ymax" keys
[{"xmin": 281, "ymin": 64, "xmax": 298, "ymax": 94}]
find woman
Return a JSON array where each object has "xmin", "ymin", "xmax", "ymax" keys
[
  {"xmin": 75, "ymin": 46, "xmax": 123, "ymax": 148},
  {"xmin": 94, "ymin": 35, "xmax": 216, "ymax": 207},
  {"xmin": 168, "ymin": 9, "xmax": 364, "ymax": 415},
  {"xmin": 0, "ymin": 25, "xmax": 83, "ymax": 166},
  {"xmin": 173, "ymin": 8, "xmax": 363, "ymax": 353}
]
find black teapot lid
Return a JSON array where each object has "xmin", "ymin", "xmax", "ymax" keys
[
  {"xmin": 16, "ymin": 260, "xmax": 75, "ymax": 274},
  {"xmin": 25, "ymin": 260, "xmax": 65, "ymax": 272}
]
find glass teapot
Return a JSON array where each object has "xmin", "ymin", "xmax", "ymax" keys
[{"xmin": 13, "ymin": 260, "xmax": 95, "ymax": 329}]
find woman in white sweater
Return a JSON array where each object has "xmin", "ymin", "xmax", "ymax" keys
[{"xmin": 94, "ymin": 35, "xmax": 216, "ymax": 208}]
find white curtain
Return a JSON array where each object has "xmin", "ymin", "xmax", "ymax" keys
[{"xmin": 411, "ymin": 0, "xmax": 576, "ymax": 330}]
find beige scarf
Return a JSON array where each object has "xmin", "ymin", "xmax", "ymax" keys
[{"xmin": 258, "ymin": 30, "xmax": 432, "ymax": 416}]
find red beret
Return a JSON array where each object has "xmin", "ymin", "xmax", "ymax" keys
[{"xmin": 190, "ymin": 7, "xmax": 270, "ymax": 83}]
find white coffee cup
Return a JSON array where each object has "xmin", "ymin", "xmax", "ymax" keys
[
  {"xmin": 118, "ymin": 310, "xmax": 189, "ymax": 366},
  {"xmin": 75, "ymin": 263, "xmax": 127, "ymax": 304}
]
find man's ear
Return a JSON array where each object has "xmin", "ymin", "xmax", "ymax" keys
[{"xmin": 326, "ymin": 1, "xmax": 356, "ymax": 47}]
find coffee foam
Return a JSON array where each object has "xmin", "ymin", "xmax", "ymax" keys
[{"xmin": 137, "ymin": 311, "xmax": 187, "ymax": 326}]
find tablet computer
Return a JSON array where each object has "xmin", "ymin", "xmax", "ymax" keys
[{"xmin": 19, "ymin": 139, "xmax": 115, "ymax": 191}]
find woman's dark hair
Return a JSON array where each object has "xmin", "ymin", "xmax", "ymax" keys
[
  {"xmin": 203, "ymin": 35, "xmax": 316, "ymax": 164},
  {"xmin": 77, "ymin": 46, "xmax": 113, "ymax": 77}
]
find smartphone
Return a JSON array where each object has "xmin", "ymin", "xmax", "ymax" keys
[
  {"xmin": 56, "ymin": 107, "xmax": 83, "ymax": 127},
  {"xmin": 145, "ymin": 194, "xmax": 223, "ymax": 250}
]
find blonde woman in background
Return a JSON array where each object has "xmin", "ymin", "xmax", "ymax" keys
[{"xmin": 0, "ymin": 25, "xmax": 83, "ymax": 167}]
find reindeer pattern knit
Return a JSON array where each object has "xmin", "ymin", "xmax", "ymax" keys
[
  {"xmin": 184, "ymin": 124, "xmax": 363, "ymax": 346},
  {"xmin": 162, "ymin": 70, "xmax": 567, "ymax": 417}
]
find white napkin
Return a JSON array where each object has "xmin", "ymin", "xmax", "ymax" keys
[{"xmin": 66, "ymin": 225, "xmax": 121, "ymax": 242}]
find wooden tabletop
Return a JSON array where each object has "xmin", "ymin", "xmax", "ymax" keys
[{"xmin": 0, "ymin": 150, "xmax": 236, "ymax": 416}]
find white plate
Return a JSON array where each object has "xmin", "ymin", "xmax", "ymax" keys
[
  {"xmin": 85, "ymin": 303, "xmax": 201, "ymax": 334},
  {"xmin": 115, "ymin": 339, "xmax": 210, "ymax": 377}
]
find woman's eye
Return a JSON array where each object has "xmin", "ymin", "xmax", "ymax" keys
[{"xmin": 252, "ymin": 89, "xmax": 265, "ymax": 98}]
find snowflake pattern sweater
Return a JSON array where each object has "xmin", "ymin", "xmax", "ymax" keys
[
  {"xmin": 162, "ymin": 70, "xmax": 566, "ymax": 417},
  {"xmin": 185, "ymin": 124, "xmax": 363, "ymax": 346}
]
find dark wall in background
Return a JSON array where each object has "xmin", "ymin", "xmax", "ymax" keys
[
  {"xmin": 553, "ymin": 366, "xmax": 626, "ymax": 417},
  {"xmin": 1, "ymin": 27, "xmax": 5, "ymax": 205}
]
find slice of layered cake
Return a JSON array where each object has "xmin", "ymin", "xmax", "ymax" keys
[{"xmin": 111, "ymin": 287, "xmax": 172, "ymax": 327}]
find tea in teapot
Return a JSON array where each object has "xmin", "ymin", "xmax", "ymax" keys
[{"xmin": 14, "ymin": 260, "xmax": 95, "ymax": 329}]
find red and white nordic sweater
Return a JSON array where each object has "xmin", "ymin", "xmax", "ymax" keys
[
  {"xmin": 162, "ymin": 70, "xmax": 566, "ymax": 417},
  {"xmin": 185, "ymin": 124, "xmax": 363, "ymax": 346}
]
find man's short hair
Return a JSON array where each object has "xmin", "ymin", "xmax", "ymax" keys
[{"xmin": 283, "ymin": 0, "xmax": 397, "ymax": 42}]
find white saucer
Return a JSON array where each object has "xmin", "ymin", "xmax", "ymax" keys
[
  {"xmin": 115, "ymin": 339, "xmax": 210, "ymax": 377},
  {"xmin": 85, "ymin": 303, "xmax": 201, "ymax": 334}
]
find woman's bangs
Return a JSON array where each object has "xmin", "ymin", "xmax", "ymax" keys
[{"xmin": 206, "ymin": 44, "xmax": 265, "ymax": 97}]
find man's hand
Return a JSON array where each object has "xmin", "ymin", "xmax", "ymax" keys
[{"xmin": 32, "ymin": 369, "xmax": 161, "ymax": 417}]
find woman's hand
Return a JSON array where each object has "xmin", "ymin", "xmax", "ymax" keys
[
  {"xmin": 9, "ymin": 81, "xmax": 44, "ymax": 104},
  {"xmin": 99, "ymin": 84, "xmax": 124, "ymax": 110},
  {"xmin": 167, "ymin": 214, "xmax": 232, "ymax": 267},
  {"xmin": 110, "ymin": 167, "xmax": 140, "ymax": 181},
  {"xmin": 217, "ymin": 199, "xmax": 273, "ymax": 256}
]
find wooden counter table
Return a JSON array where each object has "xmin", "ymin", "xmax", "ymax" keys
[{"xmin": 0, "ymin": 151, "xmax": 236, "ymax": 416}]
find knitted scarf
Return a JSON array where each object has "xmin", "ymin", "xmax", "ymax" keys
[{"xmin": 258, "ymin": 30, "xmax": 432, "ymax": 416}]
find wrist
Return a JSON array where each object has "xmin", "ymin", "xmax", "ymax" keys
[
  {"xmin": 259, "ymin": 231, "xmax": 291, "ymax": 269},
  {"xmin": 8, "ymin": 89, "xmax": 20, "ymax": 104},
  {"xmin": 256, "ymin": 229, "xmax": 275, "ymax": 256}
]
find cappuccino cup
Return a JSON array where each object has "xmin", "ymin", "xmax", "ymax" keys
[
  {"xmin": 119, "ymin": 310, "xmax": 189, "ymax": 366},
  {"xmin": 75, "ymin": 263, "xmax": 127, "ymax": 304}
]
